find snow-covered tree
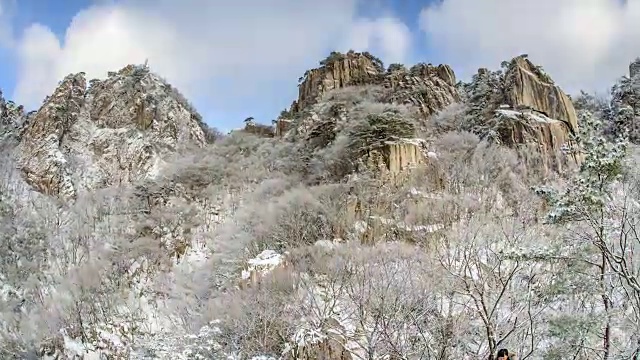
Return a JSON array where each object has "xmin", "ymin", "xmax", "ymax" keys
[
  {"xmin": 610, "ymin": 60, "xmax": 640, "ymax": 143},
  {"xmin": 536, "ymin": 110, "xmax": 632, "ymax": 358},
  {"xmin": 462, "ymin": 68, "xmax": 504, "ymax": 134}
]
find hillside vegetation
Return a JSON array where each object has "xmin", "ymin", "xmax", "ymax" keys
[{"xmin": 1, "ymin": 53, "xmax": 640, "ymax": 359}]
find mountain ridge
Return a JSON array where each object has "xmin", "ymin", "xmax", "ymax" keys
[{"xmin": 1, "ymin": 49, "xmax": 640, "ymax": 359}]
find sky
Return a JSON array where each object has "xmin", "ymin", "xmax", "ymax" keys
[{"xmin": 1, "ymin": 0, "xmax": 640, "ymax": 131}]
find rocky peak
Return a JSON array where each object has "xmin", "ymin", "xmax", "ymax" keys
[
  {"xmin": 291, "ymin": 51, "xmax": 385, "ymax": 114},
  {"xmin": 630, "ymin": 57, "xmax": 640, "ymax": 79},
  {"xmin": 382, "ymin": 62, "xmax": 459, "ymax": 117},
  {"xmin": 0, "ymin": 91, "xmax": 29, "ymax": 142},
  {"xmin": 289, "ymin": 51, "xmax": 459, "ymax": 117},
  {"xmin": 22, "ymin": 73, "xmax": 86, "ymax": 142},
  {"xmin": 467, "ymin": 55, "xmax": 582, "ymax": 174},
  {"xmin": 502, "ymin": 55, "xmax": 578, "ymax": 134},
  {"xmin": 0, "ymin": 91, "xmax": 25, "ymax": 128},
  {"xmin": 280, "ymin": 51, "xmax": 460, "ymax": 142},
  {"xmin": 408, "ymin": 63, "xmax": 456, "ymax": 87},
  {"xmin": 610, "ymin": 57, "xmax": 640, "ymax": 143},
  {"xmin": 87, "ymin": 64, "xmax": 209, "ymax": 142},
  {"xmin": 16, "ymin": 64, "xmax": 211, "ymax": 200}
]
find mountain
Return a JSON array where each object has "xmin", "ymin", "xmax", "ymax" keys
[
  {"xmin": 1, "ymin": 51, "xmax": 639, "ymax": 359},
  {"xmin": 16, "ymin": 64, "xmax": 215, "ymax": 201}
]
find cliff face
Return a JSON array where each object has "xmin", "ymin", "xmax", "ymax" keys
[
  {"xmin": 292, "ymin": 52, "xmax": 383, "ymax": 113},
  {"xmin": 470, "ymin": 55, "xmax": 582, "ymax": 174},
  {"xmin": 12, "ymin": 52, "xmax": 584, "ymax": 201},
  {"xmin": 16, "ymin": 64, "xmax": 210, "ymax": 200},
  {"xmin": 18, "ymin": 74, "xmax": 87, "ymax": 199},
  {"xmin": 379, "ymin": 139, "xmax": 426, "ymax": 174},
  {"xmin": 503, "ymin": 56, "xmax": 579, "ymax": 134},
  {"xmin": 289, "ymin": 51, "xmax": 459, "ymax": 119},
  {"xmin": 382, "ymin": 63, "xmax": 458, "ymax": 117},
  {"xmin": 363, "ymin": 138, "xmax": 444, "ymax": 189},
  {"xmin": 493, "ymin": 108, "xmax": 580, "ymax": 174}
]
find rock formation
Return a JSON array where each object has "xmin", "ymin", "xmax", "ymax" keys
[
  {"xmin": 468, "ymin": 55, "xmax": 582, "ymax": 173},
  {"xmin": 502, "ymin": 56, "xmax": 578, "ymax": 134},
  {"xmin": 0, "ymin": 92, "xmax": 27, "ymax": 131},
  {"xmin": 239, "ymin": 249, "xmax": 290, "ymax": 289},
  {"xmin": 276, "ymin": 51, "xmax": 460, "ymax": 184},
  {"xmin": 277, "ymin": 51, "xmax": 582, "ymax": 181},
  {"xmin": 287, "ymin": 51, "xmax": 459, "ymax": 119},
  {"xmin": 291, "ymin": 51, "xmax": 383, "ymax": 114},
  {"xmin": 382, "ymin": 63, "xmax": 459, "ymax": 118},
  {"xmin": 368, "ymin": 138, "xmax": 427, "ymax": 174},
  {"xmin": 364, "ymin": 138, "xmax": 442, "ymax": 185},
  {"xmin": 241, "ymin": 119, "xmax": 275, "ymax": 137},
  {"xmin": 610, "ymin": 58, "xmax": 640, "ymax": 143},
  {"xmin": 16, "ymin": 64, "xmax": 211, "ymax": 200},
  {"xmin": 493, "ymin": 108, "xmax": 580, "ymax": 173}
]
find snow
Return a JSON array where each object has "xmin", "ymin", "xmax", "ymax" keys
[
  {"xmin": 241, "ymin": 249, "xmax": 284, "ymax": 280},
  {"xmin": 62, "ymin": 333, "xmax": 87, "ymax": 356},
  {"xmin": 354, "ymin": 220, "xmax": 368, "ymax": 234},
  {"xmin": 495, "ymin": 108, "xmax": 562, "ymax": 124},
  {"xmin": 314, "ymin": 239, "xmax": 343, "ymax": 250},
  {"xmin": 369, "ymin": 215, "xmax": 445, "ymax": 233},
  {"xmin": 173, "ymin": 241, "xmax": 210, "ymax": 272},
  {"xmin": 408, "ymin": 187, "xmax": 441, "ymax": 199}
]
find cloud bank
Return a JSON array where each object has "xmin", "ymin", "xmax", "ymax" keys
[
  {"xmin": 10, "ymin": 0, "xmax": 640, "ymax": 123},
  {"xmin": 12, "ymin": 0, "xmax": 412, "ymax": 116},
  {"xmin": 419, "ymin": 0, "xmax": 640, "ymax": 93}
]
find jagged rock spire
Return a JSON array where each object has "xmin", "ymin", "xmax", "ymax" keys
[{"xmin": 630, "ymin": 57, "xmax": 640, "ymax": 78}]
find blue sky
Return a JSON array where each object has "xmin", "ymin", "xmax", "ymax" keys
[
  {"xmin": 0, "ymin": 0, "xmax": 91, "ymax": 102},
  {"xmin": 0, "ymin": 0, "xmax": 437, "ymax": 130},
  {"xmin": 1, "ymin": 0, "xmax": 639, "ymax": 131}
]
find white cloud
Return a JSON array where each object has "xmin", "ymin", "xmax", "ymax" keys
[
  {"xmin": 343, "ymin": 17, "xmax": 412, "ymax": 64},
  {"xmin": 419, "ymin": 0, "xmax": 640, "ymax": 93},
  {"xmin": 12, "ymin": 0, "xmax": 412, "ymax": 116},
  {"xmin": 0, "ymin": 0, "xmax": 16, "ymax": 47}
]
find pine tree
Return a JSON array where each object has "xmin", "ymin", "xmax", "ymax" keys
[
  {"xmin": 462, "ymin": 68, "xmax": 504, "ymax": 134},
  {"xmin": 610, "ymin": 63, "xmax": 640, "ymax": 143},
  {"xmin": 537, "ymin": 111, "xmax": 627, "ymax": 223},
  {"xmin": 536, "ymin": 110, "xmax": 629, "ymax": 358}
]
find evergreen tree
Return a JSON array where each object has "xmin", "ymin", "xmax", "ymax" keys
[
  {"xmin": 610, "ymin": 60, "xmax": 640, "ymax": 143},
  {"xmin": 536, "ymin": 110, "xmax": 630, "ymax": 358}
]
